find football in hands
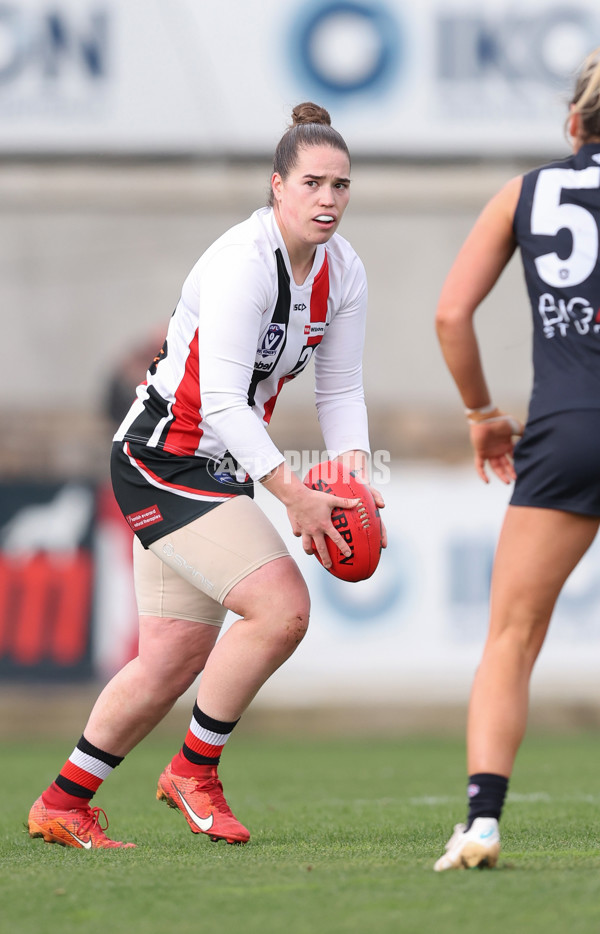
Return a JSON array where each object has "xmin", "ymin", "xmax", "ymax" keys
[{"xmin": 303, "ymin": 460, "xmax": 382, "ymax": 582}]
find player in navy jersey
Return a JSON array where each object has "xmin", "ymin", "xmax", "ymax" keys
[
  {"xmin": 28, "ymin": 102, "xmax": 386, "ymax": 849},
  {"xmin": 433, "ymin": 47, "xmax": 600, "ymax": 871}
]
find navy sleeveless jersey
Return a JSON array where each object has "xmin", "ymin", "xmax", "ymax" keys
[{"xmin": 514, "ymin": 143, "xmax": 600, "ymax": 421}]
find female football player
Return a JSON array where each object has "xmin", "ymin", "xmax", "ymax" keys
[
  {"xmin": 28, "ymin": 102, "xmax": 385, "ymax": 849},
  {"xmin": 434, "ymin": 48, "xmax": 600, "ymax": 870}
]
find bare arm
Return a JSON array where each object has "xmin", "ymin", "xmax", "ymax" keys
[{"xmin": 435, "ymin": 176, "xmax": 525, "ymax": 483}]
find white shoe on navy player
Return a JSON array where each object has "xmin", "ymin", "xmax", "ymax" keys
[{"xmin": 433, "ymin": 817, "xmax": 500, "ymax": 871}]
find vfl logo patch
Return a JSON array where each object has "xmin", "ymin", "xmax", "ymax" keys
[
  {"xmin": 126, "ymin": 505, "xmax": 164, "ymax": 531},
  {"xmin": 258, "ymin": 323, "xmax": 285, "ymax": 357}
]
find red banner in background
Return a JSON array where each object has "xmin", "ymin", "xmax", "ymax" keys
[
  {"xmin": 0, "ymin": 550, "xmax": 92, "ymax": 669},
  {"xmin": 0, "ymin": 482, "xmax": 95, "ymax": 680},
  {"xmin": 0, "ymin": 481, "xmax": 137, "ymax": 682}
]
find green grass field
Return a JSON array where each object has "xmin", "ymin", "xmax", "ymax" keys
[{"xmin": 1, "ymin": 731, "xmax": 599, "ymax": 934}]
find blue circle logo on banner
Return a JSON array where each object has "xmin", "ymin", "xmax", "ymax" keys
[
  {"xmin": 317, "ymin": 541, "xmax": 407, "ymax": 625},
  {"xmin": 291, "ymin": 1, "xmax": 402, "ymax": 97}
]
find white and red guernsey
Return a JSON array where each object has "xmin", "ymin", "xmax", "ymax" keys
[{"xmin": 115, "ymin": 207, "xmax": 370, "ymax": 492}]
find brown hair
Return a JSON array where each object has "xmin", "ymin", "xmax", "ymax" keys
[
  {"xmin": 569, "ymin": 46, "xmax": 600, "ymax": 141},
  {"xmin": 268, "ymin": 102, "xmax": 351, "ymax": 206}
]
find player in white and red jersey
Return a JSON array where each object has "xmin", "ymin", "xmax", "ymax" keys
[
  {"xmin": 111, "ymin": 199, "xmax": 371, "ymax": 539},
  {"xmin": 434, "ymin": 48, "xmax": 600, "ymax": 871},
  {"xmin": 28, "ymin": 102, "xmax": 386, "ymax": 850}
]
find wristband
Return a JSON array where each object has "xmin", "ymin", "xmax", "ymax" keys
[
  {"xmin": 464, "ymin": 403, "xmax": 496, "ymax": 417},
  {"xmin": 466, "ymin": 407, "xmax": 523, "ymax": 436}
]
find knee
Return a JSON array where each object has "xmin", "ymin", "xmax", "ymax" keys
[
  {"xmin": 273, "ymin": 582, "xmax": 310, "ymax": 643},
  {"xmin": 137, "ymin": 615, "xmax": 216, "ymax": 699},
  {"xmin": 488, "ymin": 610, "xmax": 549, "ymax": 662},
  {"xmin": 140, "ymin": 656, "xmax": 198, "ymax": 701},
  {"xmin": 285, "ymin": 595, "xmax": 311, "ymax": 646},
  {"xmin": 262, "ymin": 579, "xmax": 310, "ymax": 651}
]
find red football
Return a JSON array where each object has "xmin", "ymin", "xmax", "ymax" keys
[{"xmin": 303, "ymin": 460, "xmax": 382, "ymax": 582}]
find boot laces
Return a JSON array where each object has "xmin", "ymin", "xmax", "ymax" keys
[{"xmin": 81, "ymin": 806, "xmax": 110, "ymax": 835}]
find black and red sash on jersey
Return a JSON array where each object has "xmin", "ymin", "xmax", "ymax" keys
[
  {"xmin": 251, "ymin": 250, "xmax": 330, "ymax": 421},
  {"xmin": 247, "ymin": 248, "xmax": 291, "ymax": 408},
  {"xmin": 305, "ymin": 253, "xmax": 329, "ymax": 346}
]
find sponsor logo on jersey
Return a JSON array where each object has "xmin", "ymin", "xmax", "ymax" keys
[
  {"xmin": 257, "ymin": 323, "xmax": 285, "ymax": 357},
  {"xmin": 294, "ymin": 303, "xmax": 307, "ymax": 311},
  {"xmin": 213, "ymin": 471, "xmax": 235, "ymax": 484},
  {"xmin": 126, "ymin": 505, "xmax": 164, "ymax": 531},
  {"xmin": 149, "ymin": 337, "xmax": 168, "ymax": 376},
  {"xmin": 304, "ymin": 323, "xmax": 326, "ymax": 338},
  {"xmin": 538, "ymin": 292, "xmax": 600, "ymax": 338},
  {"xmin": 209, "ymin": 454, "xmax": 248, "ymax": 486}
]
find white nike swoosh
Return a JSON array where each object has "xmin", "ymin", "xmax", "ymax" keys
[
  {"xmin": 59, "ymin": 823, "xmax": 93, "ymax": 849},
  {"xmin": 173, "ymin": 782, "xmax": 214, "ymax": 832}
]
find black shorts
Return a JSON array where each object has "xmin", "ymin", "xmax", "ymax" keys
[
  {"xmin": 510, "ymin": 409, "xmax": 600, "ymax": 517},
  {"xmin": 110, "ymin": 441, "xmax": 254, "ymax": 548}
]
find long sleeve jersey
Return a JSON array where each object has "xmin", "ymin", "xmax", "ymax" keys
[{"xmin": 114, "ymin": 206, "xmax": 370, "ymax": 482}]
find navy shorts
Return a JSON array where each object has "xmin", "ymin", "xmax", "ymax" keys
[
  {"xmin": 510, "ymin": 409, "xmax": 600, "ymax": 517},
  {"xmin": 110, "ymin": 440, "xmax": 253, "ymax": 548}
]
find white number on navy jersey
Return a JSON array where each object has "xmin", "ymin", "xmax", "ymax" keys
[{"xmin": 531, "ymin": 166, "xmax": 600, "ymax": 287}]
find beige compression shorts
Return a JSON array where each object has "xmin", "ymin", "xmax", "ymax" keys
[{"xmin": 133, "ymin": 494, "xmax": 290, "ymax": 626}]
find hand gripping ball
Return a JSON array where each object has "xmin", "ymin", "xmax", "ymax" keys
[{"xmin": 303, "ymin": 460, "xmax": 382, "ymax": 582}]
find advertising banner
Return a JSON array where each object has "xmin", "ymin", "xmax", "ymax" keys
[
  {"xmin": 0, "ymin": 482, "xmax": 96, "ymax": 681},
  {"xmin": 1, "ymin": 0, "xmax": 599, "ymax": 157}
]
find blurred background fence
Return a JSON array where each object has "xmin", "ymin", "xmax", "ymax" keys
[{"xmin": 2, "ymin": 0, "xmax": 600, "ymax": 726}]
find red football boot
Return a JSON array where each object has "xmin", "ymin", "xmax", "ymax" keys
[
  {"xmin": 156, "ymin": 763, "xmax": 250, "ymax": 844},
  {"xmin": 28, "ymin": 796, "xmax": 136, "ymax": 849}
]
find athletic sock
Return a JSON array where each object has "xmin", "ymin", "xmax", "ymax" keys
[
  {"xmin": 171, "ymin": 703, "xmax": 239, "ymax": 777},
  {"xmin": 42, "ymin": 734, "xmax": 124, "ymax": 810},
  {"xmin": 466, "ymin": 772, "xmax": 509, "ymax": 830}
]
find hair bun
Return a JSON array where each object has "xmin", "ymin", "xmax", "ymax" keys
[{"xmin": 291, "ymin": 102, "xmax": 331, "ymax": 127}]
